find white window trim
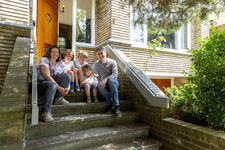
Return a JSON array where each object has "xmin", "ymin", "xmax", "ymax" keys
[{"xmin": 72, "ymin": 0, "xmax": 95, "ymax": 54}]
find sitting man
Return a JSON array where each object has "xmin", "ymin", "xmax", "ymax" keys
[{"xmin": 92, "ymin": 46, "xmax": 122, "ymax": 117}]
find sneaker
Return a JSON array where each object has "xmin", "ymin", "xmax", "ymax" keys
[
  {"xmin": 93, "ymin": 97, "xmax": 99, "ymax": 102},
  {"xmin": 87, "ymin": 97, "xmax": 92, "ymax": 103},
  {"xmin": 42, "ymin": 113, "xmax": 54, "ymax": 122},
  {"xmin": 69, "ymin": 85, "xmax": 74, "ymax": 93},
  {"xmin": 54, "ymin": 97, "xmax": 69, "ymax": 105},
  {"xmin": 80, "ymin": 87, "xmax": 84, "ymax": 92},
  {"xmin": 107, "ymin": 106, "xmax": 115, "ymax": 114},
  {"xmin": 75, "ymin": 86, "xmax": 81, "ymax": 92},
  {"xmin": 115, "ymin": 108, "xmax": 122, "ymax": 117}
]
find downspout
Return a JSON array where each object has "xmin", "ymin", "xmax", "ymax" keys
[{"xmin": 31, "ymin": 0, "xmax": 39, "ymax": 125}]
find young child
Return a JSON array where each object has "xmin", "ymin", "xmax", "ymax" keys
[
  {"xmin": 80, "ymin": 64, "xmax": 99, "ymax": 103},
  {"xmin": 73, "ymin": 51, "xmax": 88, "ymax": 92},
  {"xmin": 62, "ymin": 50, "xmax": 75, "ymax": 93}
]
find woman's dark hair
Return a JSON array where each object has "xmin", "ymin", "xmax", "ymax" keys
[{"xmin": 42, "ymin": 45, "xmax": 61, "ymax": 62}]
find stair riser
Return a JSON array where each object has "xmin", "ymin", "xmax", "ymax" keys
[
  {"xmin": 28, "ymin": 92, "xmax": 125, "ymax": 104},
  {"xmin": 26, "ymin": 102, "xmax": 132, "ymax": 119},
  {"xmin": 26, "ymin": 127, "xmax": 149, "ymax": 150},
  {"xmin": 26, "ymin": 113, "xmax": 139, "ymax": 139}
]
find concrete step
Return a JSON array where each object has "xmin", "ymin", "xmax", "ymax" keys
[
  {"xmin": 26, "ymin": 101, "xmax": 133, "ymax": 119},
  {"xmin": 27, "ymin": 91, "xmax": 125, "ymax": 104},
  {"xmin": 25, "ymin": 123, "xmax": 150, "ymax": 150},
  {"xmin": 86, "ymin": 137, "xmax": 162, "ymax": 150},
  {"xmin": 25, "ymin": 111, "xmax": 140, "ymax": 140}
]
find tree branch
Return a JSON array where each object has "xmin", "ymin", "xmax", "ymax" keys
[{"xmin": 194, "ymin": 0, "xmax": 222, "ymax": 19}]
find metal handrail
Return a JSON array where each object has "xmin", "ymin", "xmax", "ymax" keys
[
  {"xmin": 105, "ymin": 45, "xmax": 170, "ymax": 108},
  {"xmin": 31, "ymin": 0, "xmax": 39, "ymax": 125}
]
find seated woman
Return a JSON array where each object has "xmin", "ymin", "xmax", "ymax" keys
[{"xmin": 37, "ymin": 45, "xmax": 71, "ymax": 122}]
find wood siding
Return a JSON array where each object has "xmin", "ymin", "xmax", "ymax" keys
[
  {"xmin": 110, "ymin": 43, "xmax": 191, "ymax": 75},
  {"xmin": 111, "ymin": 0, "xmax": 130, "ymax": 41},
  {"xmin": 0, "ymin": 0, "xmax": 30, "ymax": 25},
  {"xmin": 96, "ymin": 0, "xmax": 112, "ymax": 44}
]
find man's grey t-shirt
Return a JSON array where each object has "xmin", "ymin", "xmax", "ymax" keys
[{"xmin": 92, "ymin": 58, "xmax": 118, "ymax": 82}]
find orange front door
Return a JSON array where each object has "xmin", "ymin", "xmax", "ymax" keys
[
  {"xmin": 37, "ymin": 0, "xmax": 58, "ymax": 63},
  {"xmin": 151, "ymin": 79, "xmax": 171, "ymax": 93}
]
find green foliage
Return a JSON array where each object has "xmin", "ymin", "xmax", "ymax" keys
[
  {"xmin": 185, "ymin": 27, "xmax": 225, "ymax": 128},
  {"xmin": 165, "ymin": 85, "xmax": 206, "ymax": 125},
  {"xmin": 121, "ymin": 0, "xmax": 225, "ymax": 32},
  {"xmin": 143, "ymin": 35, "xmax": 165, "ymax": 72}
]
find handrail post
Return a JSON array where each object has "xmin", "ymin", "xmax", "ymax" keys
[{"xmin": 31, "ymin": 0, "xmax": 39, "ymax": 125}]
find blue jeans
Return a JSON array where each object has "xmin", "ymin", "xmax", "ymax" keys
[
  {"xmin": 82, "ymin": 83, "xmax": 98, "ymax": 91},
  {"xmin": 38, "ymin": 73, "xmax": 71, "ymax": 113},
  {"xmin": 96, "ymin": 79, "xmax": 119, "ymax": 108}
]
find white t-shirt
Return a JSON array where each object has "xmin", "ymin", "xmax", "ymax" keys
[
  {"xmin": 62, "ymin": 60, "xmax": 75, "ymax": 70},
  {"xmin": 74, "ymin": 59, "xmax": 88, "ymax": 68},
  {"xmin": 37, "ymin": 57, "xmax": 64, "ymax": 81}
]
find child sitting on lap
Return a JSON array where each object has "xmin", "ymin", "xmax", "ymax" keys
[{"xmin": 80, "ymin": 64, "xmax": 99, "ymax": 103}]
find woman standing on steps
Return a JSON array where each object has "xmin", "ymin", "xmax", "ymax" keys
[{"xmin": 37, "ymin": 45, "xmax": 71, "ymax": 122}]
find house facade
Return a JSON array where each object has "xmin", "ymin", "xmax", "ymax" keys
[{"xmin": 0, "ymin": 0, "xmax": 209, "ymax": 149}]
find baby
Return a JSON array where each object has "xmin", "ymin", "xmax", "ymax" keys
[{"xmin": 80, "ymin": 64, "xmax": 99, "ymax": 103}]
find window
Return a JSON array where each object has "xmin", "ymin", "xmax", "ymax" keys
[
  {"xmin": 76, "ymin": 0, "xmax": 95, "ymax": 44},
  {"xmin": 58, "ymin": 23, "xmax": 72, "ymax": 49},
  {"xmin": 58, "ymin": 37, "xmax": 66, "ymax": 48},
  {"xmin": 148, "ymin": 32, "xmax": 176, "ymax": 49},
  {"xmin": 130, "ymin": 8, "xmax": 190, "ymax": 51}
]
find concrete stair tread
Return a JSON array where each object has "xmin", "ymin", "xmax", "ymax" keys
[
  {"xmin": 26, "ymin": 101, "xmax": 133, "ymax": 119},
  {"xmin": 25, "ymin": 111, "xmax": 140, "ymax": 140},
  {"xmin": 27, "ymin": 100, "xmax": 132, "ymax": 110},
  {"xmin": 25, "ymin": 123, "xmax": 150, "ymax": 150},
  {"xmin": 27, "ymin": 111, "xmax": 139, "ymax": 125},
  {"xmin": 86, "ymin": 137, "xmax": 162, "ymax": 150}
]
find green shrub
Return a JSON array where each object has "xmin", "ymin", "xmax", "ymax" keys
[
  {"xmin": 185, "ymin": 27, "xmax": 225, "ymax": 128},
  {"xmin": 165, "ymin": 85, "xmax": 207, "ymax": 125}
]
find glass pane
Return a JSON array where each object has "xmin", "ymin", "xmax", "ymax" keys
[
  {"xmin": 76, "ymin": 0, "xmax": 92, "ymax": 43},
  {"xmin": 59, "ymin": 23, "xmax": 72, "ymax": 49},
  {"xmin": 132, "ymin": 25, "xmax": 144, "ymax": 43},
  {"xmin": 148, "ymin": 32, "xmax": 176, "ymax": 49},
  {"xmin": 181, "ymin": 24, "xmax": 188, "ymax": 49}
]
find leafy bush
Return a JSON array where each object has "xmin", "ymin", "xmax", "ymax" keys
[
  {"xmin": 185, "ymin": 27, "xmax": 225, "ymax": 128},
  {"xmin": 165, "ymin": 85, "xmax": 206, "ymax": 125}
]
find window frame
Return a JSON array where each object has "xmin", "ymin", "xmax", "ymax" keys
[
  {"xmin": 130, "ymin": 6, "xmax": 191, "ymax": 52},
  {"xmin": 72, "ymin": 0, "xmax": 95, "ymax": 52}
]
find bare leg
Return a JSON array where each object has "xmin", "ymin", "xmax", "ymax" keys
[
  {"xmin": 78, "ymin": 68, "xmax": 83, "ymax": 83},
  {"xmin": 68, "ymin": 71, "xmax": 74, "ymax": 82},
  {"xmin": 85, "ymin": 84, "xmax": 90, "ymax": 97},
  {"xmin": 85, "ymin": 84, "xmax": 91, "ymax": 103},
  {"xmin": 73, "ymin": 68, "xmax": 79, "ymax": 85},
  {"xmin": 93, "ymin": 88, "xmax": 97, "ymax": 97}
]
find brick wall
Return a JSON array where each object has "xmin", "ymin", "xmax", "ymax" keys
[
  {"xmin": 210, "ymin": 24, "xmax": 225, "ymax": 38},
  {"xmin": 128, "ymin": 79, "xmax": 225, "ymax": 150},
  {"xmin": 174, "ymin": 77, "xmax": 187, "ymax": 87},
  {"xmin": 191, "ymin": 20, "xmax": 201, "ymax": 50}
]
